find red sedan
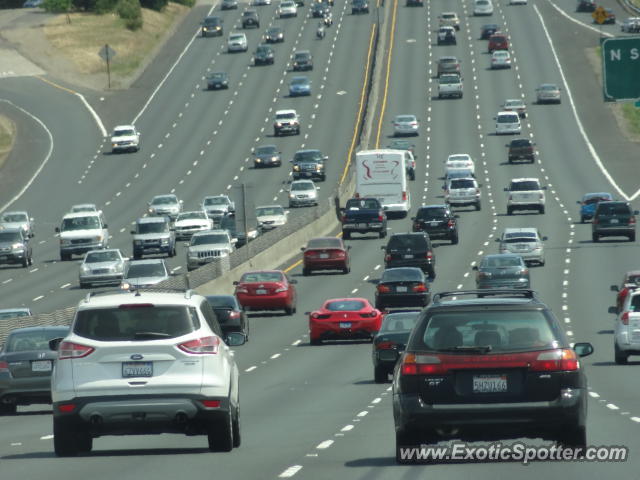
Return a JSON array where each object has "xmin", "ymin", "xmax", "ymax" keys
[
  {"xmin": 307, "ymin": 298, "xmax": 383, "ymax": 345},
  {"xmin": 301, "ymin": 237, "xmax": 350, "ymax": 276},
  {"xmin": 234, "ymin": 270, "xmax": 297, "ymax": 315},
  {"xmin": 611, "ymin": 270, "xmax": 640, "ymax": 313}
]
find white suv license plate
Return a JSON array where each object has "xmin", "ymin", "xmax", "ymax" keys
[
  {"xmin": 473, "ymin": 374, "xmax": 507, "ymax": 393},
  {"xmin": 31, "ymin": 360, "xmax": 52, "ymax": 372},
  {"xmin": 122, "ymin": 361, "xmax": 153, "ymax": 378}
]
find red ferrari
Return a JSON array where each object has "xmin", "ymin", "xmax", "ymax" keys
[
  {"xmin": 301, "ymin": 237, "xmax": 350, "ymax": 275},
  {"xmin": 307, "ymin": 298, "xmax": 383, "ymax": 345},
  {"xmin": 234, "ymin": 270, "xmax": 297, "ymax": 315}
]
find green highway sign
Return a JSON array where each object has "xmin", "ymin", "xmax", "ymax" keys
[{"xmin": 601, "ymin": 36, "xmax": 640, "ymax": 101}]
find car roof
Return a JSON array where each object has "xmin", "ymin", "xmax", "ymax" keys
[
  {"xmin": 113, "ymin": 124, "xmax": 135, "ymax": 130},
  {"xmin": 583, "ymin": 192, "xmax": 612, "ymax": 199},
  {"xmin": 497, "ymin": 110, "xmax": 520, "ymax": 116},
  {"xmin": 295, "ymin": 148, "xmax": 321, "ymax": 154},
  {"xmin": 0, "ymin": 307, "xmax": 31, "ymax": 314},
  {"xmin": 510, "ymin": 177, "xmax": 540, "ymax": 182},
  {"xmin": 62, "ymin": 211, "xmax": 102, "ymax": 219},
  {"xmin": 128, "ymin": 258, "xmax": 166, "ymax": 266},
  {"xmin": 77, "ymin": 290, "xmax": 203, "ymax": 309},
  {"xmin": 439, "ymin": 55, "xmax": 458, "ymax": 61},
  {"xmin": 292, "ymin": 179, "xmax": 314, "ymax": 185},
  {"xmin": 276, "ymin": 109, "xmax": 297, "ymax": 115},
  {"xmin": 503, "ymin": 227, "xmax": 539, "ymax": 235},
  {"xmin": 192, "ymin": 229, "xmax": 228, "ymax": 237},
  {"xmin": 137, "ymin": 216, "xmax": 168, "ymax": 224},
  {"xmin": 1, "ymin": 210, "xmax": 28, "ymax": 216},
  {"xmin": 6, "ymin": 325, "xmax": 69, "ymax": 334}
]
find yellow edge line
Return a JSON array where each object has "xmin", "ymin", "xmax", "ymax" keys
[
  {"xmin": 35, "ymin": 76, "xmax": 79, "ymax": 95},
  {"xmin": 374, "ymin": 0, "xmax": 398, "ymax": 148},
  {"xmin": 339, "ymin": 23, "xmax": 377, "ymax": 186}
]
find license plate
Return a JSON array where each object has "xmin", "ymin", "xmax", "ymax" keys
[
  {"xmin": 403, "ymin": 254, "xmax": 413, "ymax": 259},
  {"xmin": 339, "ymin": 322, "xmax": 351, "ymax": 328},
  {"xmin": 319, "ymin": 253, "xmax": 329, "ymax": 259},
  {"xmin": 610, "ymin": 219, "xmax": 619, "ymax": 224},
  {"xmin": 31, "ymin": 360, "xmax": 52, "ymax": 372},
  {"xmin": 430, "ymin": 221, "xmax": 439, "ymax": 226},
  {"xmin": 396, "ymin": 286, "xmax": 408, "ymax": 292},
  {"xmin": 357, "ymin": 223, "xmax": 368, "ymax": 228},
  {"xmin": 122, "ymin": 362, "xmax": 153, "ymax": 378},
  {"xmin": 256, "ymin": 289, "xmax": 268, "ymax": 295},
  {"xmin": 473, "ymin": 374, "xmax": 507, "ymax": 393}
]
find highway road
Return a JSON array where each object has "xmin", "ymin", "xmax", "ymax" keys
[{"xmin": 0, "ymin": 0, "xmax": 639, "ymax": 477}]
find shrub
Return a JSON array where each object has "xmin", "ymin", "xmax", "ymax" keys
[
  {"xmin": 140, "ymin": 0, "xmax": 167, "ymax": 11},
  {"xmin": 94, "ymin": 0, "xmax": 117, "ymax": 12},
  {"xmin": 0, "ymin": 0, "xmax": 26, "ymax": 8},
  {"xmin": 43, "ymin": 0, "xmax": 72, "ymax": 12},
  {"xmin": 116, "ymin": 0, "xmax": 143, "ymax": 30},
  {"xmin": 173, "ymin": 0, "xmax": 194, "ymax": 6}
]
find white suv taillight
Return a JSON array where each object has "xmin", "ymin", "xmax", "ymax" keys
[
  {"xmin": 59, "ymin": 341, "xmax": 95, "ymax": 360},
  {"xmin": 178, "ymin": 336, "xmax": 220, "ymax": 354}
]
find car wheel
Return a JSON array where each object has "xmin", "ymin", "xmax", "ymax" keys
[
  {"xmin": 53, "ymin": 418, "xmax": 80, "ymax": 457},
  {"xmin": 77, "ymin": 430, "xmax": 93, "ymax": 453},
  {"xmin": 374, "ymin": 365, "xmax": 388, "ymax": 383},
  {"xmin": 580, "ymin": 215, "xmax": 585, "ymax": 224},
  {"xmin": 310, "ymin": 337, "xmax": 322, "ymax": 346},
  {"xmin": 208, "ymin": 411, "xmax": 234, "ymax": 452},
  {"xmin": 409, "ymin": 171, "xmax": 415, "ymax": 181},
  {"xmin": 592, "ymin": 233, "xmax": 599, "ymax": 242},
  {"xmin": 0, "ymin": 403, "xmax": 17, "ymax": 414},
  {"xmin": 285, "ymin": 305, "xmax": 295, "ymax": 315},
  {"xmin": 343, "ymin": 231, "xmax": 351, "ymax": 240},
  {"xmin": 232, "ymin": 404, "xmax": 241, "ymax": 448},
  {"xmin": 428, "ymin": 268, "xmax": 436, "ymax": 280},
  {"xmin": 274, "ymin": 130, "xmax": 279, "ymax": 137},
  {"xmin": 558, "ymin": 425, "xmax": 587, "ymax": 449},
  {"xmin": 133, "ymin": 253, "xmax": 141, "ymax": 260},
  {"xmin": 507, "ymin": 207, "xmax": 513, "ymax": 215},
  {"xmin": 342, "ymin": 264, "xmax": 350, "ymax": 274},
  {"xmin": 302, "ymin": 267, "xmax": 311, "ymax": 276},
  {"xmin": 475, "ymin": 201, "xmax": 481, "ymax": 211},
  {"xmin": 451, "ymin": 233, "xmax": 459, "ymax": 245},
  {"xmin": 614, "ymin": 342, "xmax": 628, "ymax": 364},
  {"xmin": 379, "ymin": 229, "xmax": 386, "ymax": 239},
  {"xmin": 539, "ymin": 206, "xmax": 545, "ymax": 214},
  {"xmin": 21, "ymin": 257, "xmax": 28, "ymax": 268},
  {"xmin": 629, "ymin": 233, "xmax": 636, "ymax": 242}
]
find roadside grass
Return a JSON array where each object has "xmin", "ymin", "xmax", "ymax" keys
[
  {"xmin": 44, "ymin": 2, "xmax": 188, "ymax": 80},
  {"xmin": 621, "ymin": 103, "xmax": 640, "ymax": 136},
  {"xmin": 0, "ymin": 114, "xmax": 16, "ymax": 170}
]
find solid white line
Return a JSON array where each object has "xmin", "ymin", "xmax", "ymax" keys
[
  {"xmin": 533, "ymin": 4, "xmax": 628, "ymax": 200},
  {"xmin": 278, "ymin": 466, "xmax": 302, "ymax": 478},
  {"xmin": 0, "ymin": 100, "xmax": 54, "ymax": 213},
  {"xmin": 75, "ymin": 93, "xmax": 107, "ymax": 137},
  {"xmin": 546, "ymin": 0, "xmax": 613, "ymax": 37}
]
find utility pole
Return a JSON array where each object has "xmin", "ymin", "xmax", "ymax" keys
[{"xmin": 242, "ymin": 183, "xmax": 249, "ymax": 253}]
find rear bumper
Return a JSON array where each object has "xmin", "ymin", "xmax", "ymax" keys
[
  {"xmin": 376, "ymin": 292, "xmax": 430, "ymax": 307},
  {"xmin": 237, "ymin": 292, "xmax": 291, "ymax": 310},
  {"xmin": 61, "ymin": 243, "xmax": 106, "ymax": 255},
  {"xmin": 385, "ymin": 259, "xmax": 433, "ymax": 272},
  {"xmin": 342, "ymin": 221, "xmax": 385, "ymax": 233},
  {"xmin": 593, "ymin": 227, "xmax": 634, "ymax": 237},
  {"xmin": 79, "ymin": 274, "xmax": 123, "ymax": 286},
  {"xmin": 0, "ymin": 375, "xmax": 52, "ymax": 405},
  {"xmin": 304, "ymin": 258, "xmax": 347, "ymax": 271}
]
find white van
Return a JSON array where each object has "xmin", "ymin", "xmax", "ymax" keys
[
  {"xmin": 495, "ymin": 111, "xmax": 522, "ymax": 135},
  {"xmin": 355, "ymin": 149, "xmax": 411, "ymax": 216},
  {"xmin": 55, "ymin": 211, "xmax": 109, "ymax": 261}
]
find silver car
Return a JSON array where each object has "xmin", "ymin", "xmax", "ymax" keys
[
  {"xmin": 0, "ymin": 308, "xmax": 32, "ymax": 320},
  {"xmin": 392, "ymin": 114, "xmax": 419, "ymax": 137},
  {"xmin": 256, "ymin": 205, "xmax": 289, "ymax": 230},
  {"xmin": 202, "ymin": 195, "xmax": 235, "ymax": 220},
  {"xmin": 227, "ymin": 32, "xmax": 248, "ymax": 52},
  {"xmin": 473, "ymin": 253, "xmax": 530, "ymax": 290},
  {"xmin": 78, "ymin": 249, "xmax": 127, "ymax": 288},
  {"xmin": 498, "ymin": 227, "xmax": 547, "ymax": 266},
  {"xmin": 0, "ymin": 211, "xmax": 34, "ymax": 238},
  {"xmin": 121, "ymin": 259, "xmax": 170, "ymax": 289},
  {"xmin": 536, "ymin": 83, "xmax": 561, "ymax": 104},
  {"xmin": 69, "ymin": 203, "xmax": 100, "ymax": 214},
  {"xmin": 186, "ymin": 230, "xmax": 234, "ymax": 271},
  {"xmin": 288, "ymin": 180, "xmax": 319, "ymax": 207},
  {"xmin": 173, "ymin": 211, "xmax": 213, "ymax": 240},
  {"xmin": 148, "ymin": 194, "xmax": 183, "ymax": 220}
]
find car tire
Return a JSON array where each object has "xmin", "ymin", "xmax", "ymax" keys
[
  {"xmin": 374, "ymin": 366, "xmax": 388, "ymax": 383},
  {"xmin": 558, "ymin": 425, "xmax": 587, "ymax": 449},
  {"xmin": 0, "ymin": 403, "xmax": 17, "ymax": 414},
  {"xmin": 409, "ymin": 171, "xmax": 415, "ymax": 181},
  {"xmin": 343, "ymin": 231, "xmax": 350, "ymax": 240},
  {"xmin": 310, "ymin": 337, "xmax": 322, "ymax": 346},
  {"xmin": 539, "ymin": 206, "xmax": 545, "ymax": 214},
  {"xmin": 507, "ymin": 207, "xmax": 513, "ymax": 215},
  {"xmin": 53, "ymin": 418, "xmax": 80, "ymax": 457},
  {"xmin": 285, "ymin": 305, "xmax": 295, "ymax": 316},
  {"xmin": 21, "ymin": 256, "xmax": 28, "ymax": 268},
  {"xmin": 379, "ymin": 229, "xmax": 387, "ymax": 239},
  {"xmin": 428, "ymin": 268, "xmax": 436, "ymax": 280},
  {"xmin": 451, "ymin": 233, "xmax": 459, "ymax": 245},
  {"xmin": 614, "ymin": 343, "xmax": 628, "ymax": 364},
  {"xmin": 60, "ymin": 253, "xmax": 71, "ymax": 261},
  {"xmin": 133, "ymin": 252, "xmax": 141, "ymax": 260},
  {"xmin": 274, "ymin": 130, "xmax": 279, "ymax": 137},
  {"xmin": 629, "ymin": 233, "xmax": 636, "ymax": 242},
  {"xmin": 475, "ymin": 201, "xmax": 481, "ymax": 211},
  {"xmin": 77, "ymin": 430, "xmax": 93, "ymax": 453},
  {"xmin": 232, "ymin": 404, "xmax": 241, "ymax": 448},
  {"xmin": 592, "ymin": 233, "xmax": 599, "ymax": 242},
  {"xmin": 302, "ymin": 267, "xmax": 311, "ymax": 276},
  {"xmin": 208, "ymin": 411, "xmax": 234, "ymax": 452},
  {"xmin": 342, "ymin": 264, "xmax": 350, "ymax": 274},
  {"xmin": 171, "ymin": 246, "xmax": 177, "ymax": 257},
  {"xmin": 580, "ymin": 215, "xmax": 585, "ymax": 224}
]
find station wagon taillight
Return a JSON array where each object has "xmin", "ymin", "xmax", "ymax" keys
[
  {"xmin": 530, "ymin": 349, "xmax": 579, "ymax": 372},
  {"xmin": 376, "ymin": 341, "xmax": 395, "ymax": 350},
  {"xmin": 201, "ymin": 400, "xmax": 221, "ymax": 408},
  {"xmin": 400, "ymin": 353, "xmax": 445, "ymax": 375},
  {"xmin": 178, "ymin": 336, "xmax": 220, "ymax": 355},
  {"xmin": 59, "ymin": 342, "xmax": 94, "ymax": 360},
  {"xmin": 426, "ymin": 251, "xmax": 433, "ymax": 261}
]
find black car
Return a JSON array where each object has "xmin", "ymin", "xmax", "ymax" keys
[
  {"xmin": 393, "ymin": 290, "xmax": 594, "ymax": 463},
  {"xmin": 412, "ymin": 205, "xmax": 458, "ymax": 244},
  {"xmin": 254, "ymin": 44, "xmax": 275, "ymax": 65},
  {"xmin": 291, "ymin": 149, "xmax": 327, "ymax": 181},
  {"xmin": 205, "ymin": 295, "xmax": 249, "ymax": 338},
  {"xmin": 242, "ymin": 10, "xmax": 260, "ymax": 28},
  {"xmin": 375, "ymin": 267, "xmax": 430, "ymax": 309},
  {"xmin": 372, "ymin": 310, "xmax": 420, "ymax": 383},
  {"xmin": 253, "ymin": 144, "xmax": 281, "ymax": 167},
  {"xmin": 592, "ymin": 201, "xmax": 638, "ymax": 242},
  {"xmin": 406, "ymin": 0, "xmax": 423, "ymax": 6},
  {"xmin": 576, "ymin": 0, "xmax": 596, "ymax": 12},
  {"xmin": 480, "ymin": 23, "xmax": 499, "ymax": 39},
  {"xmin": 507, "ymin": 138, "xmax": 535, "ymax": 163},
  {"xmin": 0, "ymin": 228, "xmax": 32, "ymax": 268},
  {"xmin": 265, "ymin": 26, "xmax": 284, "ymax": 43},
  {"xmin": 352, "ymin": 0, "xmax": 369, "ymax": 13},
  {"xmin": 293, "ymin": 51, "xmax": 313, "ymax": 71},
  {"xmin": 311, "ymin": 2, "xmax": 329, "ymax": 17},
  {"xmin": 221, "ymin": 0, "xmax": 238, "ymax": 9},
  {"xmin": 201, "ymin": 16, "xmax": 223, "ymax": 37},
  {"xmin": 207, "ymin": 72, "xmax": 229, "ymax": 90},
  {"xmin": 382, "ymin": 232, "xmax": 435, "ymax": 278}
]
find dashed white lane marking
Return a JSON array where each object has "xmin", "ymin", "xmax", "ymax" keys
[
  {"xmin": 607, "ymin": 404, "xmax": 620, "ymax": 410},
  {"xmin": 60, "ymin": 283, "xmax": 71, "ymax": 289},
  {"xmin": 245, "ymin": 366, "xmax": 257, "ymax": 372},
  {"xmin": 32, "ymin": 295, "xmax": 44, "ymax": 301},
  {"xmin": 10, "ymin": 442, "xmax": 22, "ymax": 446},
  {"xmin": 278, "ymin": 465, "xmax": 303, "ymax": 478},
  {"xmin": 371, "ymin": 397, "xmax": 381, "ymax": 404},
  {"xmin": 40, "ymin": 435, "xmax": 54, "ymax": 440},
  {"xmin": 270, "ymin": 353, "xmax": 281, "ymax": 359},
  {"xmin": 2, "ymin": 278, "xmax": 12, "ymax": 284},
  {"xmin": 316, "ymin": 440, "xmax": 334, "ymax": 449},
  {"xmin": 356, "ymin": 410, "xmax": 368, "ymax": 417},
  {"xmin": 291, "ymin": 339, "xmax": 301, "ymax": 346},
  {"xmin": 631, "ymin": 417, "xmax": 640, "ymax": 423},
  {"xmin": 341, "ymin": 424, "xmax": 354, "ymax": 432}
]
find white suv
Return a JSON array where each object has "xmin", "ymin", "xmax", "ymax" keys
[
  {"xmin": 56, "ymin": 211, "xmax": 109, "ymax": 261},
  {"xmin": 110, "ymin": 125, "xmax": 140, "ymax": 153},
  {"xmin": 505, "ymin": 178, "xmax": 546, "ymax": 215},
  {"xmin": 438, "ymin": 73, "xmax": 463, "ymax": 99},
  {"xmin": 50, "ymin": 290, "xmax": 246, "ymax": 456},
  {"xmin": 187, "ymin": 229, "xmax": 234, "ymax": 271},
  {"xmin": 614, "ymin": 288, "xmax": 640, "ymax": 364},
  {"xmin": 444, "ymin": 177, "xmax": 481, "ymax": 211}
]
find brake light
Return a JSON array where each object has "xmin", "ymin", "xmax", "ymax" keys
[
  {"xmin": 378, "ymin": 212, "xmax": 385, "ymax": 221},
  {"xmin": 57, "ymin": 404, "xmax": 77, "ymax": 413},
  {"xmin": 377, "ymin": 284, "xmax": 391, "ymax": 293},
  {"xmin": 447, "ymin": 220, "xmax": 454, "ymax": 228},
  {"xmin": 236, "ymin": 287, "xmax": 248, "ymax": 293},
  {"xmin": 621, "ymin": 312, "xmax": 629, "ymax": 325},
  {"xmin": 119, "ymin": 303, "xmax": 155, "ymax": 309},
  {"xmin": 200, "ymin": 400, "xmax": 221, "ymax": 408},
  {"xmin": 59, "ymin": 342, "xmax": 94, "ymax": 360},
  {"xmin": 178, "ymin": 336, "xmax": 220, "ymax": 355},
  {"xmin": 311, "ymin": 313, "xmax": 330, "ymax": 319},
  {"xmin": 630, "ymin": 216, "xmax": 636, "ymax": 225},
  {"xmin": 402, "ymin": 191, "xmax": 407, "ymax": 201},
  {"xmin": 530, "ymin": 349, "xmax": 579, "ymax": 372},
  {"xmin": 412, "ymin": 283, "xmax": 428, "ymax": 292},
  {"xmin": 400, "ymin": 353, "xmax": 446, "ymax": 375},
  {"xmin": 0, "ymin": 361, "xmax": 9, "ymax": 373},
  {"xmin": 426, "ymin": 251, "xmax": 433, "ymax": 261},
  {"xmin": 303, "ymin": 250, "xmax": 314, "ymax": 256},
  {"xmin": 229, "ymin": 311, "xmax": 241, "ymax": 319},
  {"xmin": 376, "ymin": 341, "xmax": 395, "ymax": 350},
  {"xmin": 384, "ymin": 254, "xmax": 391, "ymax": 262},
  {"xmin": 275, "ymin": 285, "xmax": 288, "ymax": 293}
]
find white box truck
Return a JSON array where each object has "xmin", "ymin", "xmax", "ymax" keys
[{"xmin": 355, "ymin": 149, "xmax": 411, "ymax": 216}]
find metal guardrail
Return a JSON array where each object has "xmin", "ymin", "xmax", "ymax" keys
[{"xmin": 620, "ymin": 0, "xmax": 640, "ymax": 15}]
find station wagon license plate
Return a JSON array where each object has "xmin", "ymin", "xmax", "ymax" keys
[
  {"xmin": 255, "ymin": 289, "xmax": 268, "ymax": 295},
  {"xmin": 473, "ymin": 374, "xmax": 507, "ymax": 393},
  {"xmin": 339, "ymin": 322, "xmax": 351, "ymax": 328},
  {"xmin": 122, "ymin": 361, "xmax": 153, "ymax": 378},
  {"xmin": 31, "ymin": 360, "xmax": 52, "ymax": 372},
  {"xmin": 610, "ymin": 219, "xmax": 619, "ymax": 224}
]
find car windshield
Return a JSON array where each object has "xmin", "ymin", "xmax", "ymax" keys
[
  {"xmin": 598, "ymin": 203, "xmax": 630, "ymax": 215},
  {"xmin": 307, "ymin": 237, "xmax": 342, "ymax": 249},
  {"xmin": 230, "ymin": 35, "xmax": 244, "ymax": 41},
  {"xmin": 257, "ymin": 206, "xmax": 285, "ymax": 216},
  {"xmin": 417, "ymin": 207, "xmax": 446, "ymax": 220},
  {"xmin": 476, "ymin": 0, "xmax": 489, "ymax": 5},
  {"xmin": 241, "ymin": 272, "xmax": 284, "ymax": 283},
  {"xmin": 482, "ymin": 256, "xmax": 523, "ymax": 268},
  {"xmin": 291, "ymin": 182, "xmax": 313, "ymax": 191},
  {"xmin": 178, "ymin": 212, "xmax": 207, "ymax": 221},
  {"xmin": 396, "ymin": 115, "xmax": 416, "ymax": 123},
  {"xmin": 346, "ymin": 198, "xmax": 379, "ymax": 209},
  {"xmin": 256, "ymin": 145, "xmax": 278, "ymax": 155},
  {"xmin": 325, "ymin": 300, "xmax": 366, "ymax": 311},
  {"xmin": 291, "ymin": 77, "xmax": 308, "ymax": 85},
  {"xmin": 447, "ymin": 170, "xmax": 472, "ymax": 179},
  {"xmin": 583, "ymin": 195, "xmax": 611, "ymax": 204},
  {"xmin": 450, "ymin": 179, "xmax": 476, "ymax": 189},
  {"xmin": 257, "ymin": 46, "xmax": 270, "ymax": 53},
  {"xmin": 85, "ymin": 251, "xmax": 120, "ymax": 263},
  {"xmin": 204, "ymin": 197, "xmax": 228, "ymax": 205},
  {"xmin": 206, "ymin": 295, "xmax": 238, "ymax": 308},
  {"xmin": 380, "ymin": 312, "xmax": 419, "ymax": 332},
  {"xmin": 6, "ymin": 328, "xmax": 69, "ymax": 352},
  {"xmin": 137, "ymin": 222, "xmax": 167, "ymax": 234},
  {"xmin": 295, "ymin": 53, "xmax": 309, "ymax": 61},
  {"xmin": 113, "ymin": 129, "xmax": 134, "ymax": 137},
  {"xmin": 418, "ymin": 310, "xmax": 560, "ymax": 353},
  {"xmin": 0, "ymin": 310, "xmax": 30, "ymax": 320},
  {"xmin": 191, "ymin": 234, "xmax": 228, "ymax": 245},
  {"xmin": 74, "ymin": 306, "xmax": 198, "ymax": 341},
  {"xmin": 510, "ymin": 181, "xmax": 540, "ymax": 191},
  {"xmin": 125, "ymin": 263, "xmax": 166, "ymax": 278},
  {"xmin": 61, "ymin": 216, "xmax": 101, "ymax": 231},
  {"xmin": 440, "ymin": 58, "xmax": 456, "ymax": 64},
  {"xmin": 2, "ymin": 213, "xmax": 27, "ymax": 222},
  {"xmin": 277, "ymin": 112, "xmax": 296, "ymax": 120},
  {"xmin": 294, "ymin": 150, "xmax": 321, "ymax": 161},
  {"xmin": 510, "ymin": 139, "xmax": 531, "ymax": 147},
  {"xmin": 504, "ymin": 236, "xmax": 536, "ymax": 243},
  {"xmin": 440, "ymin": 75, "xmax": 460, "ymax": 84},
  {"xmin": 151, "ymin": 196, "xmax": 176, "ymax": 205},
  {"xmin": 381, "ymin": 268, "xmax": 424, "ymax": 282},
  {"xmin": 0, "ymin": 231, "xmax": 21, "ymax": 242}
]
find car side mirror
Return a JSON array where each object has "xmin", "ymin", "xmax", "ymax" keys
[
  {"xmin": 542, "ymin": 236, "xmax": 548, "ymax": 241},
  {"xmin": 290, "ymin": 279, "xmax": 298, "ymax": 284},
  {"xmin": 233, "ymin": 281, "xmax": 239, "ymax": 285},
  {"xmin": 130, "ymin": 230, "xmax": 136, "ymax": 234},
  {"xmin": 49, "ymin": 337, "xmax": 64, "ymax": 351},
  {"xmin": 610, "ymin": 285, "xmax": 619, "ymax": 292},
  {"xmin": 573, "ymin": 342, "xmax": 593, "ymax": 358},
  {"xmin": 103, "ymin": 224, "xmax": 108, "ymax": 228},
  {"xmin": 472, "ymin": 266, "xmax": 478, "ymax": 271},
  {"xmin": 503, "ymin": 187, "xmax": 509, "ymax": 192},
  {"xmin": 380, "ymin": 246, "xmax": 385, "ymax": 250},
  {"xmin": 300, "ymin": 247, "xmax": 305, "ymax": 252},
  {"xmin": 225, "ymin": 332, "xmax": 247, "ymax": 346},
  {"xmin": 634, "ymin": 210, "xmax": 640, "ymax": 215},
  {"xmin": 55, "ymin": 227, "xmax": 60, "ymax": 233},
  {"xmin": 576, "ymin": 200, "xmax": 581, "ymax": 204},
  {"xmin": 495, "ymin": 238, "xmax": 500, "ymax": 242}
]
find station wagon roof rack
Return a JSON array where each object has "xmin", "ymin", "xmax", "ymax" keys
[{"xmin": 431, "ymin": 289, "xmax": 538, "ymax": 303}]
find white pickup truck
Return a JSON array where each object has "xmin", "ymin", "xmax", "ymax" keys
[
  {"xmin": 438, "ymin": 74, "xmax": 463, "ymax": 99},
  {"xmin": 110, "ymin": 125, "xmax": 141, "ymax": 153}
]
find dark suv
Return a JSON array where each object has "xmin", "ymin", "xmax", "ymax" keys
[
  {"xmin": 592, "ymin": 201, "xmax": 638, "ymax": 242},
  {"xmin": 201, "ymin": 16, "xmax": 223, "ymax": 37},
  {"xmin": 242, "ymin": 10, "xmax": 260, "ymax": 28},
  {"xmin": 291, "ymin": 149, "xmax": 327, "ymax": 181},
  {"xmin": 392, "ymin": 290, "xmax": 594, "ymax": 463},
  {"xmin": 293, "ymin": 51, "xmax": 313, "ymax": 71},
  {"xmin": 383, "ymin": 232, "xmax": 435, "ymax": 278},
  {"xmin": 253, "ymin": 44, "xmax": 274, "ymax": 65},
  {"xmin": 411, "ymin": 205, "xmax": 458, "ymax": 244},
  {"xmin": 506, "ymin": 138, "xmax": 535, "ymax": 163},
  {"xmin": 0, "ymin": 228, "xmax": 32, "ymax": 268}
]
